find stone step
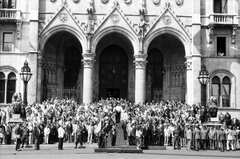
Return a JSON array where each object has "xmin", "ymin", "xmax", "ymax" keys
[{"xmin": 115, "ymin": 122, "xmax": 127, "ymax": 146}]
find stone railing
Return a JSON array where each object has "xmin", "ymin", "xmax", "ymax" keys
[
  {"xmin": 0, "ymin": 9, "xmax": 21, "ymax": 20},
  {"xmin": 210, "ymin": 14, "xmax": 237, "ymax": 25}
]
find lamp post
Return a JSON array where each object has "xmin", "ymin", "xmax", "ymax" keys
[
  {"xmin": 198, "ymin": 64, "xmax": 210, "ymax": 107},
  {"xmin": 19, "ymin": 60, "xmax": 32, "ymax": 106}
]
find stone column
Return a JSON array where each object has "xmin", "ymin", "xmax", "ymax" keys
[
  {"xmin": 36, "ymin": 52, "xmax": 43, "ymax": 102},
  {"xmin": 134, "ymin": 54, "xmax": 147, "ymax": 104},
  {"xmin": 82, "ymin": 53, "xmax": 95, "ymax": 104},
  {"xmin": 186, "ymin": 0, "xmax": 201, "ymax": 105}
]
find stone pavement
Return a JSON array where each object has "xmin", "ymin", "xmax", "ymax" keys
[{"xmin": 0, "ymin": 143, "xmax": 239, "ymax": 159}]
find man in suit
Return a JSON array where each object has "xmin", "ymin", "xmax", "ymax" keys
[
  {"xmin": 200, "ymin": 126, "xmax": 208, "ymax": 150},
  {"xmin": 173, "ymin": 125, "xmax": 180, "ymax": 150},
  {"xmin": 218, "ymin": 127, "xmax": 226, "ymax": 152},
  {"xmin": 193, "ymin": 125, "xmax": 201, "ymax": 151},
  {"xmin": 32, "ymin": 122, "xmax": 41, "ymax": 150},
  {"xmin": 66, "ymin": 120, "xmax": 73, "ymax": 143},
  {"xmin": 75, "ymin": 122, "xmax": 84, "ymax": 148},
  {"xmin": 186, "ymin": 126, "xmax": 192, "ymax": 151},
  {"xmin": 15, "ymin": 123, "xmax": 22, "ymax": 151},
  {"xmin": 58, "ymin": 122, "xmax": 65, "ymax": 150},
  {"xmin": 110, "ymin": 125, "xmax": 117, "ymax": 146}
]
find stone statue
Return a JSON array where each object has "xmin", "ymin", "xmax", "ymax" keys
[
  {"xmin": 208, "ymin": 96, "xmax": 218, "ymax": 118},
  {"xmin": 11, "ymin": 92, "xmax": 22, "ymax": 114},
  {"xmin": 11, "ymin": 92, "xmax": 26, "ymax": 118}
]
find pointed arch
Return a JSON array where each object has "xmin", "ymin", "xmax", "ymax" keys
[
  {"xmin": 91, "ymin": 26, "xmax": 138, "ymax": 55},
  {"xmin": 143, "ymin": 27, "xmax": 191, "ymax": 57},
  {"xmin": 39, "ymin": 25, "xmax": 87, "ymax": 53}
]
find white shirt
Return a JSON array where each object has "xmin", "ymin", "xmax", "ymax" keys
[
  {"xmin": 136, "ymin": 129, "xmax": 142, "ymax": 137},
  {"xmin": 44, "ymin": 127, "xmax": 50, "ymax": 135},
  {"xmin": 58, "ymin": 127, "xmax": 65, "ymax": 138}
]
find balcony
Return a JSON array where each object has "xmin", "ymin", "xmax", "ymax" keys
[
  {"xmin": 209, "ymin": 14, "xmax": 237, "ymax": 25},
  {"xmin": 0, "ymin": 9, "xmax": 21, "ymax": 22}
]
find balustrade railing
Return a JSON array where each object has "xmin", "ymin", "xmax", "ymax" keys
[
  {"xmin": 0, "ymin": 9, "xmax": 21, "ymax": 20},
  {"xmin": 210, "ymin": 14, "xmax": 237, "ymax": 24}
]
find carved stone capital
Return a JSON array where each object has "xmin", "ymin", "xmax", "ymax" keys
[
  {"xmin": 185, "ymin": 61, "xmax": 192, "ymax": 70},
  {"xmin": 82, "ymin": 59, "xmax": 95, "ymax": 68},
  {"xmin": 134, "ymin": 56, "xmax": 147, "ymax": 69}
]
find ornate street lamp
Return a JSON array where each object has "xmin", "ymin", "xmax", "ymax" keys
[
  {"xmin": 19, "ymin": 60, "xmax": 32, "ymax": 106},
  {"xmin": 198, "ymin": 64, "xmax": 210, "ymax": 106}
]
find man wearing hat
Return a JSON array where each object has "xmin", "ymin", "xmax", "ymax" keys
[
  {"xmin": 33, "ymin": 122, "xmax": 41, "ymax": 150},
  {"xmin": 200, "ymin": 126, "xmax": 208, "ymax": 150},
  {"xmin": 218, "ymin": 126, "xmax": 226, "ymax": 152},
  {"xmin": 193, "ymin": 124, "xmax": 201, "ymax": 151},
  {"xmin": 15, "ymin": 123, "xmax": 22, "ymax": 151}
]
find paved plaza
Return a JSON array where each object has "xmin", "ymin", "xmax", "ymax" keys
[{"xmin": 1, "ymin": 143, "xmax": 239, "ymax": 159}]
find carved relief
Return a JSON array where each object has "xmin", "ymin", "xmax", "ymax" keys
[
  {"xmin": 135, "ymin": 60, "xmax": 147, "ymax": 68},
  {"xmin": 175, "ymin": 0, "xmax": 184, "ymax": 6},
  {"xmin": 82, "ymin": 59, "xmax": 94, "ymax": 68},
  {"xmin": 185, "ymin": 61, "xmax": 192, "ymax": 70},
  {"xmin": 163, "ymin": 15, "xmax": 171, "ymax": 25},
  {"xmin": 232, "ymin": 25, "xmax": 237, "ymax": 44},
  {"xmin": 59, "ymin": 13, "xmax": 68, "ymax": 22},
  {"xmin": 208, "ymin": 24, "xmax": 214, "ymax": 44},
  {"xmin": 111, "ymin": 14, "xmax": 120, "ymax": 24}
]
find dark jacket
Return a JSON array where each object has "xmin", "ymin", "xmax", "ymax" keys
[{"xmin": 33, "ymin": 126, "xmax": 41, "ymax": 139}]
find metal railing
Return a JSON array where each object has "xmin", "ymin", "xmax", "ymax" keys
[
  {"xmin": 0, "ymin": 9, "xmax": 21, "ymax": 20},
  {"xmin": 210, "ymin": 14, "xmax": 237, "ymax": 24}
]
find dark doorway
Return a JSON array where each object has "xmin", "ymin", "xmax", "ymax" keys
[
  {"xmin": 106, "ymin": 88, "xmax": 120, "ymax": 98},
  {"xmin": 147, "ymin": 48, "xmax": 164, "ymax": 101},
  {"xmin": 99, "ymin": 44, "xmax": 128, "ymax": 100}
]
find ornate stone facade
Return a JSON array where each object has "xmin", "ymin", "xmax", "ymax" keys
[{"xmin": 0, "ymin": 0, "xmax": 239, "ymax": 118}]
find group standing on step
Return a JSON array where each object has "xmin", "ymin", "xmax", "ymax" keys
[{"xmin": 0, "ymin": 97, "xmax": 239, "ymax": 152}]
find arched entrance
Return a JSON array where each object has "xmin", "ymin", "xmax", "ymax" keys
[
  {"xmin": 147, "ymin": 34, "xmax": 186, "ymax": 102},
  {"xmin": 42, "ymin": 31, "xmax": 83, "ymax": 102},
  {"xmin": 146, "ymin": 48, "xmax": 164, "ymax": 102},
  {"xmin": 99, "ymin": 45, "xmax": 128, "ymax": 99}
]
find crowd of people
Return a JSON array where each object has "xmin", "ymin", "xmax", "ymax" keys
[{"xmin": 0, "ymin": 97, "xmax": 239, "ymax": 152}]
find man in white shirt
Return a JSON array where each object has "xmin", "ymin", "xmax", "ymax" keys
[{"xmin": 58, "ymin": 123, "xmax": 65, "ymax": 150}]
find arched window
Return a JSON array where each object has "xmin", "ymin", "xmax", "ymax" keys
[
  {"xmin": 7, "ymin": 72, "xmax": 16, "ymax": 103},
  {"xmin": 0, "ymin": 72, "xmax": 5, "ymax": 103},
  {"xmin": 211, "ymin": 76, "xmax": 220, "ymax": 105},
  {"xmin": 222, "ymin": 76, "xmax": 230, "ymax": 107}
]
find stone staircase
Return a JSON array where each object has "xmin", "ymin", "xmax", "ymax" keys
[{"xmin": 115, "ymin": 122, "xmax": 128, "ymax": 146}]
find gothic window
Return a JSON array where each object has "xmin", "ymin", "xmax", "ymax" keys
[
  {"xmin": 7, "ymin": 72, "xmax": 16, "ymax": 103},
  {"xmin": 0, "ymin": 72, "xmax": 5, "ymax": 103},
  {"xmin": 210, "ymin": 74, "xmax": 232, "ymax": 107},
  {"xmin": 2, "ymin": 32, "xmax": 13, "ymax": 51},
  {"xmin": 211, "ymin": 76, "xmax": 220, "ymax": 105},
  {"xmin": 217, "ymin": 37, "xmax": 226, "ymax": 56},
  {"xmin": 222, "ymin": 76, "xmax": 230, "ymax": 107},
  {"xmin": 214, "ymin": 0, "xmax": 228, "ymax": 13},
  {"xmin": 1, "ymin": 0, "xmax": 16, "ymax": 9}
]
